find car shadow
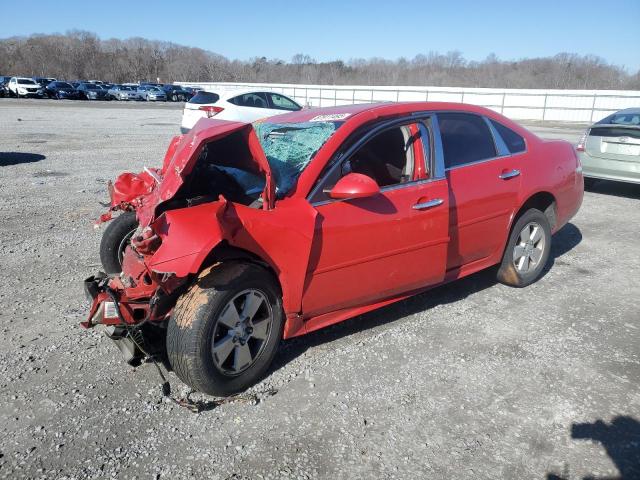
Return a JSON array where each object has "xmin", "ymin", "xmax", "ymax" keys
[
  {"xmin": 0, "ymin": 152, "xmax": 46, "ymax": 166},
  {"xmin": 272, "ymin": 222, "xmax": 583, "ymax": 372},
  {"xmin": 546, "ymin": 415, "xmax": 640, "ymax": 480},
  {"xmin": 586, "ymin": 179, "xmax": 640, "ymax": 200},
  {"xmin": 539, "ymin": 222, "xmax": 583, "ymax": 280}
]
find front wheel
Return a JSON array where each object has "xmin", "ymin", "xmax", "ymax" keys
[
  {"xmin": 497, "ymin": 208, "xmax": 551, "ymax": 287},
  {"xmin": 167, "ymin": 263, "xmax": 283, "ymax": 396},
  {"xmin": 99, "ymin": 211, "xmax": 139, "ymax": 274}
]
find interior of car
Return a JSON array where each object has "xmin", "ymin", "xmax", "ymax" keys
[{"xmin": 347, "ymin": 125, "xmax": 416, "ymax": 187}]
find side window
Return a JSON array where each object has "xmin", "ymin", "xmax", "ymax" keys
[
  {"xmin": 268, "ymin": 93, "xmax": 301, "ymax": 111},
  {"xmin": 309, "ymin": 123, "xmax": 421, "ymax": 203},
  {"xmin": 229, "ymin": 92, "xmax": 269, "ymax": 108},
  {"xmin": 489, "ymin": 119, "xmax": 526, "ymax": 154},
  {"xmin": 438, "ymin": 112, "xmax": 497, "ymax": 168}
]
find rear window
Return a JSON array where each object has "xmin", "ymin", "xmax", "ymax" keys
[
  {"xmin": 189, "ymin": 91, "xmax": 220, "ymax": 105},
  {"xmin": 490, "ymin": 119, "xmax": 526, "ymax": 154},
  {"xmin": 589, "ymin": 126, "xmax": 640, "ymax": 140},
  {"xmin": 597, "ymin": 112, "xmax": 640, "ymax": 126}
]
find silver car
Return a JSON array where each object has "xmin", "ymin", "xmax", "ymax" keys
[
  {"xmin": 577, "ymin": 108, "xmax": 640, "ymax": 185},
  {"xmin": 137, "ymin": 85, "xmax": 166, "ymax": 101},
  {"xmin": 108, "ymin": 85, "xmax": 140, "ymax": 101}
]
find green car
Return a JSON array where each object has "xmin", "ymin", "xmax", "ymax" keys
[{"xmin": 577, "ymin": 108, "xmax": 640, "ymax": 186}]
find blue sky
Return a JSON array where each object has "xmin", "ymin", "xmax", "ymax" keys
[{"xmin": 1, "ymin": 0, "xmax": 639, "ymax": 71}]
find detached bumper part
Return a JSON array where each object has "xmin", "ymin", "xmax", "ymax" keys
[
  {"xmin": 84, "ymin": 274, "xmax": 105, "ymax": 300},
  {"xmin": 104, "ymin": 326, "xmax": 144, "ymax": 367}
]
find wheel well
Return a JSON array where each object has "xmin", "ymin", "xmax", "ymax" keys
[
  {"xmin": 515, "ymin": 192, "xmax": 557, "ymax": 230},
  {"xmin": 201, "ymin": 242, "xmax": 282, "ymax": 292}
]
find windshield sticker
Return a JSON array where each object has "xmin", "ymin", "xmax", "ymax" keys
[{"xmin": 309, "ymin": 113, "xmax": 352, "ymax": 122}]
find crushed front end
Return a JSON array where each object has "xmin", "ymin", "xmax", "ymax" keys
[
  {"xmin": 82, "ymin": 120, "xmax": 276, "ymax": 368},
  {"xmin": 82, "ymin": 227, "xmax": 188, "ymax": 366}
]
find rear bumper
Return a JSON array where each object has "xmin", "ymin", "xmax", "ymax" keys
[{"xmin": 579, "ymin": 151, "xmax": 640, "ymax": 184}]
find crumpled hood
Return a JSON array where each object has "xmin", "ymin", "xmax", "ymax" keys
[{"xmin": 135, "ymin": 119, "xmax": 275, "ymax": 226}]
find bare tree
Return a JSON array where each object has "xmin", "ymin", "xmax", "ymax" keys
[{"xmin": 0, "ymin": 31, "xmax": 638, "ymax": 89}]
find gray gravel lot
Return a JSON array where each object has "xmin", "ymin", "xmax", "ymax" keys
[{"xmin": 0, "ymin": 99, "xmax": 638, "ymax": 480}]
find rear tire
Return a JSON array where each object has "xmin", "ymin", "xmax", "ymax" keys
[
  {"xmin": 497, "ymin": 208, "xmax": 551, "ymax": 288},
  {"xmin": 99, "ymin": 211, "xmax": 139, "ymax": 274},
  {"xmin": 167, "ymin": 263, "xmax": 283, "ymax": 396}
]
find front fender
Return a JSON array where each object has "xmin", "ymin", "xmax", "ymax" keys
[
  {"xmin": 147, "ymin": 200, "xmax": 229, "ymax": 277},
  {"xmin": 145, "ymin": 198, "xmax": 317, "ymax": 319}
]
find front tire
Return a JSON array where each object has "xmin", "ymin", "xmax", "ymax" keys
[
  {"xmin": 99, "ymin": 211, "xmax": 139, "ymax": 274},
  {"xmin": 497, "ymin": 208, "xmax": 551, "ymax": 287},
  {"xmin": 167, "ymin": 263, "xmax": 283, "ymax": 396}
]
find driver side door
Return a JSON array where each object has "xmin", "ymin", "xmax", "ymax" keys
[{"xmin": 301, "ymin": 119, "xmax": 450, "ymax": 318}]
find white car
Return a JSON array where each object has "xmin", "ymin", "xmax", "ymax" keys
[
  {"xmin": 180, "ymin": 89, "xmax": 302, "ymax": 133},
  {"xmin": 8, "ymin": 77, "xmax": 43, "ymax": 98}
]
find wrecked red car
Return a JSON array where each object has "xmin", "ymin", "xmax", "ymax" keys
[{"xmin": 84, "ymin": 102, "xmax": 583, "ymax": 396}]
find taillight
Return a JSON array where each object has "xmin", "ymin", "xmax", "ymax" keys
[
  {"xmin": 199, "ymin": 106, "xmax": 224, "ymax": 118},
  {"xmin": 576, "ymin": 129, "xmax": 589, "ymax": 152}
]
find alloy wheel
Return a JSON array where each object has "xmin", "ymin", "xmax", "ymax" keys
[
  {"xmin": 211, "ymin": 289, "xmax": 273, "ymax": 375},
  {"xmin": 512, "ymin": 221, "xmax": 545, "ymax": 273}
]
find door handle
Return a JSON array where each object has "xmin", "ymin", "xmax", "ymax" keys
[
  {"xmin": 499, "ymin": 169, "xmax": 520, "ymax": 180},
  {"xmin": 412, "ymin": 198, "xmax": 443, "ymax": 210}
]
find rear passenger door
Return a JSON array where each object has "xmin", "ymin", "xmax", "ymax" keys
[{"xmin": 437, "ymin": 112, "xmax": 523, "ymax": 271}]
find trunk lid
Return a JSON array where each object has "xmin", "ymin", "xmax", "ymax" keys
[{"xmin": 586, "ymin": 125, "xmax": 640, "ymax": 161}]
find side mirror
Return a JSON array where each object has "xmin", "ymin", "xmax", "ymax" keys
[{"xmin": 328, "ymin": 173, "xmax": 380, "ymax": 200}]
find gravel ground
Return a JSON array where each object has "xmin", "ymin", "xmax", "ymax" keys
[{"xmin": 0, "ymin": 99, "xmax": 638, "ymax": 480}]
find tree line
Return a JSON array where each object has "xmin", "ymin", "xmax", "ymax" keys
[{"xmin": 1, "ymin": 31, "xmax": 638, "ymax": 90}]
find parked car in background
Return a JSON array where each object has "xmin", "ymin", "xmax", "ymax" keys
[
  {"xmin": 162, "ymin": 84, "xmax": 193, "ymax": 102},
  {"xmin": 0, "ymin": 76, "xmax": 10, "ymax": 97},
  {"xmin": 577, "ymin": 108, "xmax": 640, "ymax": 186},
  {"xmin": 33, "ymin": 77, "xmax": 56, "ymax": 88},
  {"xmin": 44, "ymin": 81, "xmax": 81, "ymax": 100},
  {"xmin": 7, "ymin": 77, "xmax": 43, "ymax": 97},
  {"xmin": 84, "ymin": 102, "xmax": 583, "ymax": 396},
  {"xmin": 108, "ymin": 85, "xmax": 140, "ymax": 101},
  {"xmin": 180, "ymin": 89, "xmax": 302, "ymax": 133},
  {"xmin": 137, "ymin": 85, "xmax": 166, "ymax": 101},
  {"xmin": 76, "ymin": 82, "xmax": 110, "ymax": 100}
]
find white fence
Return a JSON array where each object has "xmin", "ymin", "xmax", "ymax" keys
[{"xmin": 176, "ymin": 81, "xmax": 640, "ymax": 123}]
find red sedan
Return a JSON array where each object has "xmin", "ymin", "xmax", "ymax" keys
[{"xmin": 84, "ymin": 102, "xmax": 584, "ymax": 396}]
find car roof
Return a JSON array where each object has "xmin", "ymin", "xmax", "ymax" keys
[
  {"xmin": 612, "ymin": 108, "xmax": 640, "ymax": 115},
  {"xmin": 194, "ymin": 88, "xmax": 294, "ymax": 101},
  {"xmin": 263, "ymin": 102, "xmax": 514, "ymax": 124}
]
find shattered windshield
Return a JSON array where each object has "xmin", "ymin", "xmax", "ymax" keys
[{"xmin": 255, "ymin": 121, "xmax": 343, "ymax": 197}]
